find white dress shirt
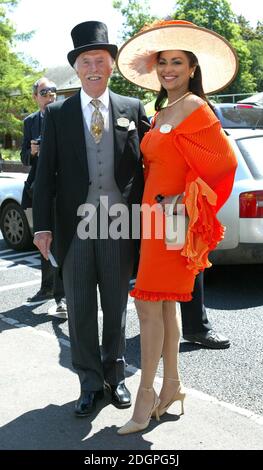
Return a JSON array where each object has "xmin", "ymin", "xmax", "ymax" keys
[{"xmin": 80, "ymin": 87, "xmax": 110, "ymax": 132}]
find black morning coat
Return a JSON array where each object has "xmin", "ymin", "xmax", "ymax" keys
[
  {"xmin": 20, "ymin": 110, "xmax": 42, "ymax": 209},
  {"xmin": 33, "ymin": 90, "xmax": 149, "ymax": 269}
]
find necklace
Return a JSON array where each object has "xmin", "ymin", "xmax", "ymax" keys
[
  {"xmin": 158, "ymin": 91, "xmax": 192, "ymax": 134},
  {"xmin": 164, "ymin": 91, "xmax": 192, "ymax": 109}
]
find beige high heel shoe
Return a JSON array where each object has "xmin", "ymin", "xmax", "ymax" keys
[
  {"xmin": 157, "ymin": 378, "xmax": 186, "ymax": 417},
  {"xmin": 117, "ymin": 388, "xmax": 160, "ymax": 435}
]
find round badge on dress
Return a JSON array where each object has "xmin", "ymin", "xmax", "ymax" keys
[{"xmin": 160, "ymin": 124, "xmax": 172, "ymax": 134}]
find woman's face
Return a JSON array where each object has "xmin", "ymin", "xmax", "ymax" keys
[{"xmin": 156, "ymin": 50, "xmax": 195, "ymax": 92}]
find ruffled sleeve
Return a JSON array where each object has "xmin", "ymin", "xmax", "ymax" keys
[
  {"xmin": 174, "ymin": 104, "xmax": 237, "ymax": 210},
  {"xmin": 181, "ymin": 176, "xmax": 225, "ymax": 274},
  {"xmin": 173, "ymin": 103, "xmax": 238, "ymax": 273}
]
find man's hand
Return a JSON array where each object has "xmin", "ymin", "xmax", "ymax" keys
[
  {"xmin": 33, "ymin": 232, "xmax": 52, "ymax": 260},
  {"xmin": 30, "ymin": 140, "xmax": 40, "ymax": 156}
]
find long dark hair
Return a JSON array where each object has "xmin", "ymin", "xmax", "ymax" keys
[{"xmin": 155, "ymin": 50, "xmax": 214, "ymax": 112}]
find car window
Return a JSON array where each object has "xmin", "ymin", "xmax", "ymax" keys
[
  {"xmin": 236, "ymin": 136, "xmax": 263, "ymax": 179},
  {"xmin": 215, "ymin": 106, "xmax": 263, "ymax": 129}
]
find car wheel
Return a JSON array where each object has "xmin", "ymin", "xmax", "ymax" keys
[{"xmin": 0, "ymin": 202, "xmax": 33, "ymax": 251}]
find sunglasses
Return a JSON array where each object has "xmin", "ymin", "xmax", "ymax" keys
[{"xmin": 39, "ymin": 87, "xmax": 57, "ymax": 97}]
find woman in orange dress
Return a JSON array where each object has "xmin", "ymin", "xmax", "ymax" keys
[{"xmin": 116, "ymin": 20, "xmax": 238, "ymax": 434}]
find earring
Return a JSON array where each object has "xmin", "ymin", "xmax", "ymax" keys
[{"xmin": 190, "ymin": 71, "xmax": 194, "ymax": 79}]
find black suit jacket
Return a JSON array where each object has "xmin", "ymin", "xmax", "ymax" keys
[
  {"xmin": 33, "ymin": 90, "xmax": 148, "ymax": 268},
  {"xmin": 20, "ymin": 110, "xmax": 43, "ymax": 209}
]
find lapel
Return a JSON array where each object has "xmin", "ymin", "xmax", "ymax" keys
[
  {"xmin": 32, "ymin": 111, "xmax": 42, "ymax": 139},
  {"xmin": 110, "ymin": 90, "xmax": 130, "ymax": 173},
  {"xmin": 66, "ymin": 91, "xmax": 89, "ymax": 181}
]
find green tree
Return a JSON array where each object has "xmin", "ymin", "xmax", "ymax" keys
[
  {"xmin": 0, "ymin": 0, "xmax": 39, "ymax": 145},
  {"xmin": 113, "ymin": 0, "xmax": 156, "ymax": 40},
  {"xmin": 236, "ymin": 15, "xmax": 256, "ymax": 41},
  {"xmin": 237, "ymin": 16, "xmax": 263, "ymax": 92},
  {"xmin": 111, "ymin": 0, "xmax": 157, "ymax": 101},
  {"xmin": 246, "ymin": 39, "xmax": 263, "ymax": 92}
]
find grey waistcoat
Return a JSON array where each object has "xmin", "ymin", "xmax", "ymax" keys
[{"xmin": 83, "ymin": 105, "xmax": 125, "ymax": 210}]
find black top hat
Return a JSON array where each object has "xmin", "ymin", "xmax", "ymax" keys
[{"xmin": 67, "ymin": 21, "xmax": 118, "ymax": 67}]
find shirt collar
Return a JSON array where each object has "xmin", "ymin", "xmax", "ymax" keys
[{"xmin": 80, "ymin": 88, "xmax": 109, "ymax": 111}]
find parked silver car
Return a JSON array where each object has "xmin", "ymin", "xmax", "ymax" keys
[
  {"xmin": 213, "ymin": 103, "xmax": 263, "ymax": 129},
  {"xmin": 0, "ymin": 172, "xmax": 33, "ymax": 250},
  {"xmin": 210, "ymin": 128, "xmax": 263, "ymax": 264}
]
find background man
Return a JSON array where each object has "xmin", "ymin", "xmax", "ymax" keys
[
  {"xmin": 181, "ymin": 272, "xmax": 230, "ymax": 349},
  {"xmin": 21, "ymin": 77, "xmax": 66, "ymax": 314}
]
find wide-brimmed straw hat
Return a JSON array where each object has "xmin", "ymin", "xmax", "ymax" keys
[
  {"xmin": 68, "ymin": 21, "xmax": 118, "ymax": 67},
  {"xmin": 116, "ymin": 20, "xmax": 238, "ymax": 94}
]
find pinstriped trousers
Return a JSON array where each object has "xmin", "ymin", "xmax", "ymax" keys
[{"xmin": 62, "ymin": 215, "xmax": 134, "ymax": 392}]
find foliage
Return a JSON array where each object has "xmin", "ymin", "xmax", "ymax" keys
[
  {"xmin": 237, "ymin": 16, "xmax": 263, "ymax": 41},
  {"xmin": 111, "ymin": 0, "xmax": 157, "ymax": 101},
  {"xmin": 246, "ymin": 39, "xmax": 263, "ymax": 92},
  {"xmin": 113, "ymin": 0, "xmax": 156, "ymax": 40},
  {"xmin": 0, "ymin": 148, "xmax": 20, "ymax": 160},
  {"xmin": 111, "ymin": 68, "xmax": 155, "ymax": 102},
  {"xmin": 0, "ymin": 0, "xmax": 39, "ymax": 141},
  {"xmin": 173, "ymin": 0, "xmax": 236, "ymax": 36},
  {"xmin": 237, "ymin": 16, "xmax": 263, "ymax": 92}
]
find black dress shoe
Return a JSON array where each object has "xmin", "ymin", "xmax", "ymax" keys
[
  {"xmin": 75, "ymin": 389, "xmax": 104, "ymax": 417},
  {"xmin": 107, "ymin": 382, "xmax": 131, "ymax": 409},
  {"xmin": 27, "ymin": 289, "xmax": 53, "ymax": 303},
  {"xmin": 183, "ymin": 330, "xmax": 230, "ymax": 349}
]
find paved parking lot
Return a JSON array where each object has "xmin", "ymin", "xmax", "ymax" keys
[{"xmin": 0, "ymin": 236, "xmax": 263, "ymax": 452}]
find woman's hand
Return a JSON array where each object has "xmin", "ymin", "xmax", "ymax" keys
[{"xmin": 155, "ymin": 193, "xmax": 185, "ymax": 214}]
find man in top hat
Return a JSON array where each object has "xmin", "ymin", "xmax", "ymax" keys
[{"xmin": 33, "ymin": 21, "xmax": 148, "ymax": 416}]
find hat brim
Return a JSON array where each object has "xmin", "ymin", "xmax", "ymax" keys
[
  {"xmin": 68, "ymin": 43, "xmax": 118, "ymax": 67},
  {"xmin": 116, "ymin": 23, "xmax": 238, "ymax": 94}
]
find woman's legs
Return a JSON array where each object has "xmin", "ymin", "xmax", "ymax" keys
[
  {"xmin": 131, "ymin": 299, "xmax": 164, "ymax": 424},
  {"xmin": 159, "ymin": 301, "xmax": 182, "ymax": 406},
  {"xmin": 118, "ymin": 300, "xmax": 184, "ymax": 433}
]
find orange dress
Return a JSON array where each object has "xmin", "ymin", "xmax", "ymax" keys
[{"xmin": 130, "ymin": 103, "xmax": 237, "ymax": 302}]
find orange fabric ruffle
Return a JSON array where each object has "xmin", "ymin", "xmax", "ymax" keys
[
  {"xmin": 181, "ymin": 176, "xmax": 225, "ymax": 275},
  {"xmin": 130, "ymin": 288, "xmax": 192, "ymax": 302}
]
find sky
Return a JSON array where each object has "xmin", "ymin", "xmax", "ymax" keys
[{"xmin": 7, "ymin": 0, "xmax": 263, "ymax": 69}]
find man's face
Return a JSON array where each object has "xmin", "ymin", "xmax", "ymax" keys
[
  {"xmin": 75, "ymin": 49, "xmax": 114, "ymax": 97},
  {"xmin": 34, "ymin": 80, "xmax": 56, "ymax": 113}
]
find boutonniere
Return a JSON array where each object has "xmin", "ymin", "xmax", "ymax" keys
[{"xmin": 117, "ymin": 117, "xmax": 130, "ymax": 128}]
